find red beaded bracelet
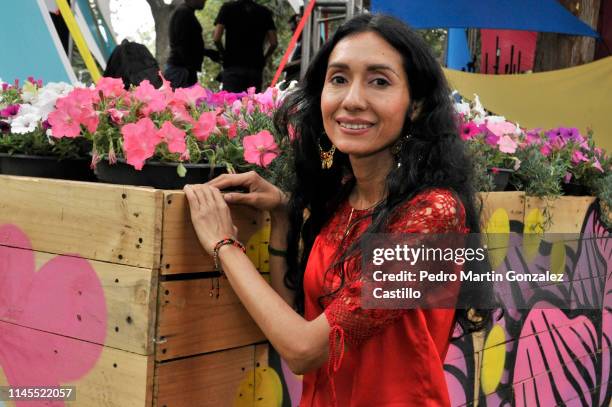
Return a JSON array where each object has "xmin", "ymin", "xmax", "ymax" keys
[{"xmin": 212, "ymin": 237, "xmax": 246, "ymax": 273}]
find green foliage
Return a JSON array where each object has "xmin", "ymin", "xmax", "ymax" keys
[
  {"xmin": 512, "ymin": 145, "xmax": 568, "ymax": 198},
  {"xmin": 0, "ymin": 130, "xmax": 86, "ymax": 159}
]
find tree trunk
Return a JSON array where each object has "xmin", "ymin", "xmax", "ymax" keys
[
  {"xmin": 534, "ymin": 0, "xmax": 601, "ymax": 72},
  {"xmin": 144, "ymin": 0, "xmax": 181, "ymax": 67}
]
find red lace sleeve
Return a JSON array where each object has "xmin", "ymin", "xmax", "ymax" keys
[
  {"xmin": 322, "ymin": 189, "xmax": 468, "ymax": 402},
  {"xmin": 324, "ymin": 188, "xmax": 468, "ymax": 345}
]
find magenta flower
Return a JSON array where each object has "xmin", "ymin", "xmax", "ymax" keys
[
  {"xmin": 243, "ymin": 130, "xmax": 278, "ymax": 167},
  {"xmin": 96, "ymin": 77, "xmax": 126, "ymax": 98},
  {"xmin": 192, "ymin": 111, "xmax": 217, "ymax": 141},
  {"xmin": 121, "ymin": 117, "xmax": 161, "ymax": 170},
  {"xmin": 540, "ymin": 144, "xmax": 552, "ymax": 157},
  {"xmin": 459, "ymin": 121, "xmax": 480, "ymax": 141},
  {"xmin": 593, "ymin": 158, "xmax": 604, "ymax": 173},
  {"xmin": 564, "ymin": 172, "xmax": 572, "ymax": 183},
  {"xmin": 0, "ymin": 104, "xmax": 20, "ymax": 117},
  {"xmin": 571, "ymin": 150, "xmax": 589, "ymax": 165},
  {"xmin": 485, "ymin": 132, "xmax": 499, "ymax": 147},
  {"xmin": 157, "ymin": 121, "xmax": 187, "ymax": 155}
]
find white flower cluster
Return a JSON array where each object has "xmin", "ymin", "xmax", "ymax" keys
[{"xmin": 8, "ymin": 82, "xmax": 73, "ymax": 135}]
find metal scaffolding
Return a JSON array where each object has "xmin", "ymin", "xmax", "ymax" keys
[{"xmin": 299, "ymin": 0, "xmax": 365, "ymax": 78}]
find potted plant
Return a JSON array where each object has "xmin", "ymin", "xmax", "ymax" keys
[
  {"xmin": 48, "ymin": 75, "xmax": 294, "ymax": 189},
  {"xmin": 454, "ymin": 94, "xmax": 611, "ymax": 229},
  {"xmin": 0, "ymin": 78, "xmax": 94, "ymax": 180},
  {"xmin": 454, "ymin": 95, "xmax": 521, "ymax": 192}
]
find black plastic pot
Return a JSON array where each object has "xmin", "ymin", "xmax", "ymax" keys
[
  {"xmin": 95, "ymin": 159, "xmax": 226, "ymax": 189},
  {"xmin": 0, "ymin": 153, "xmax": 96, "ymax": 181},
  {"xmin": 561, "ymin": 182, "xmax": 590, "ymax": 196},
  {"xmin": 488, "ymin": 168, "xmax": 515, "ymax": 191}
]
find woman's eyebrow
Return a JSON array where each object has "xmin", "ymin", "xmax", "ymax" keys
[{"xmin": 327, "ymin": 62, "xmax": 400, "ymax": 78}]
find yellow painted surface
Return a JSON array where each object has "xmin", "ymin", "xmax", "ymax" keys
[{"xmin": 480, "ymin": 324, "xmax": 506, "ymax": 395}]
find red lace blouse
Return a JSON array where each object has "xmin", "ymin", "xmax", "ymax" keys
[{"xmin": 300, "ymin": 188, "xmax": 468, "ymax": 407}]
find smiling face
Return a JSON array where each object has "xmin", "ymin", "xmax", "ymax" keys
[{"xmin": 321, "ymin": 31, "xmax": 411, "ymax": 161}]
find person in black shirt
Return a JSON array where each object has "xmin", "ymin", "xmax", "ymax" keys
[
  {"xmin": 213, "ymin": 0, "xmax": 277, "ymax": 92},
  {"xmin": 164, "ymin": 0, "xmax": 220, "ymax": 89}
]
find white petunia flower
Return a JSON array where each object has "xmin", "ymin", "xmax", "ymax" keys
[{"xmin": 10, "ymin": 104, "xmax": 42, "ymax": 134}]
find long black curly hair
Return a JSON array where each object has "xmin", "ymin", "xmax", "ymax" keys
[{"xmin": 274, "ymin": 13, "xmax": 493, "ymax": 334}]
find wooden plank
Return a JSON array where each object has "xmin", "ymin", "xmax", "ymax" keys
[
  {"xmin": 0, "ymin": 246, "xmax": 157, "ymax": 355},
  {"xmin": 155, "ymin": 345, "xmax": 256, "ymax": 407},
  {"xmin": 524, "ymin": 195, "xmax": 596, "ymax": 234},
  {"xmin": 0, "ymin": 175, "xmax": 163, "ymax": 269},
  {"xmin": 479, "ymin": 191, "xmax": 526, "ymax": 228},
  {"xmin": 156, "ymin": 277, "xmax": 265, "ymax": 360},
  {"xmin": 0, "ymin": 321, "xmax": 153, "ymax": 407},
  {"xmin": 160, "ymin": 191, "xmax": 264, "ymax": 275}
]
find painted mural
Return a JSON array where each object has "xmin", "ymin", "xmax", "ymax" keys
[
  {"xmin": 0, "ymin": 224, "xmax": 107, "ymax": 407},
  {"xmin": 267, "ymin": 202, "xmax": 612, "ymax": 407}
]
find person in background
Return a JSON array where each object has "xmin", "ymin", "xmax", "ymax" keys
[
  {"xmin": 213, "ymin": 0, "xmax": 278, "ymax": 92},
  {"xmin": 164, "ymin": 0, "xmax": 220, "ymax": 89}
]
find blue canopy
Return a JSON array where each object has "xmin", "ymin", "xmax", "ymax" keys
[{"xmin": 371, "ymin": 0, "xmax": 599, "ymax": 37}]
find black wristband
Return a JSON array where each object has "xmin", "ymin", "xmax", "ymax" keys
[{"xmin": 268, "ymin": 245, "xmax": 287, "ymax": 257}]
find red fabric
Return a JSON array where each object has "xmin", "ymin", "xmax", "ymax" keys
[{"xmin": 300, "ymin": 188, "xmax": 468, "ymax": 407}]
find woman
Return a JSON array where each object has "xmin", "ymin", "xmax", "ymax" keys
[{"xmin": 184, "ymin": 14, "xmax": 488, "ymax": 406}]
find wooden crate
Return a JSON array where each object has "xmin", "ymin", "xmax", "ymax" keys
[{"xmin": 0, "ymin": 175, "xmax": 269, "ymax": 407}]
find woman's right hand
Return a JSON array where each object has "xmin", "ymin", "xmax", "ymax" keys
[{"xmin": 206, "ymin": 171, "xmax": 288, "ymax": 215}]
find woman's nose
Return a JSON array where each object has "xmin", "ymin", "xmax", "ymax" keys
[{"xmin": 341, "ymin": 82, "xmax": 367, "ymax": 111}]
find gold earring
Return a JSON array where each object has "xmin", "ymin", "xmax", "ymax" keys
[{"xmin": 319, "ymin": 143, "xmax": 336, "ymax": 169}]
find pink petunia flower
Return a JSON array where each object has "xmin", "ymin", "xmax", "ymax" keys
[
  {"xmin": 564, "ymin": 172, "xmax": 572, "ymax": 184},
  {"xmin": 157, "ymin": 121, "xmax": 187, "ymax": 155},
  {"xmin": 96, "ymin": 77, "xmax": 126, "ymax": 98},
  {"xmin": 48, "ymin": 98, "xmax": 84, "ymax": 138},
  {"xmin": 540, "ymin": 144, "xmax": 552, "ymax": 157},
  {"xmin": 228, "ymin": 123, "xmax": 238, "ymax": 139},
  {"xmin": 108, "ymin": 108, "xmax": 128, "ymax": 124},
  {"xmin": 174, "ymin": 84, "xmax": 207, "ymax": 106},
  {"xmin": 486, "ymin": 120, "xmax": 517, "ymax": 138},
  {"xmin": 243, "ymin": 130, "xmax": 278, "ymax": 167},
  {"xmin": 192, "ymin": 111, "xmax": 217, "ymax": 141},
  {"xmin": 133, "ymin": 80, "xmax": 167, "ymax": 114},
  {"xmin": 498, "ymin": 135, "xmax": 518, "ymax": 154},
  {"xmin": 121, "ymin": 117, "xmax": 161, "ymax": 170}
]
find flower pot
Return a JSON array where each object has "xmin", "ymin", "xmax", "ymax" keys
[
  {"xmin": 0, "ymin": 153, "xmax": 96, "ymax": 181},
  {"xmin": 488, "ymin": 168, "xmax": 514, "ymax": 191},
  {"xmin": 95, "ymin": 160, "xmax": 226, "ymax": 189},
  {"xmin": 561, "ymin": 182, "xmax": 590, "ymax": 196}
]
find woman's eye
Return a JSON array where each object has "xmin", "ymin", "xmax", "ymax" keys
[
  {"xmin": 330, "ymin": 76, "xmax": 347, "ymax": 85},
  {"xmin": 372, "ymin": 78, "xmax": 390, "ymax": 87}
]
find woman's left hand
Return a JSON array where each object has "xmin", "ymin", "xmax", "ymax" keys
[{"xmin": 184, "ymin": 184, "xmax": 238, "ymax": 255}]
